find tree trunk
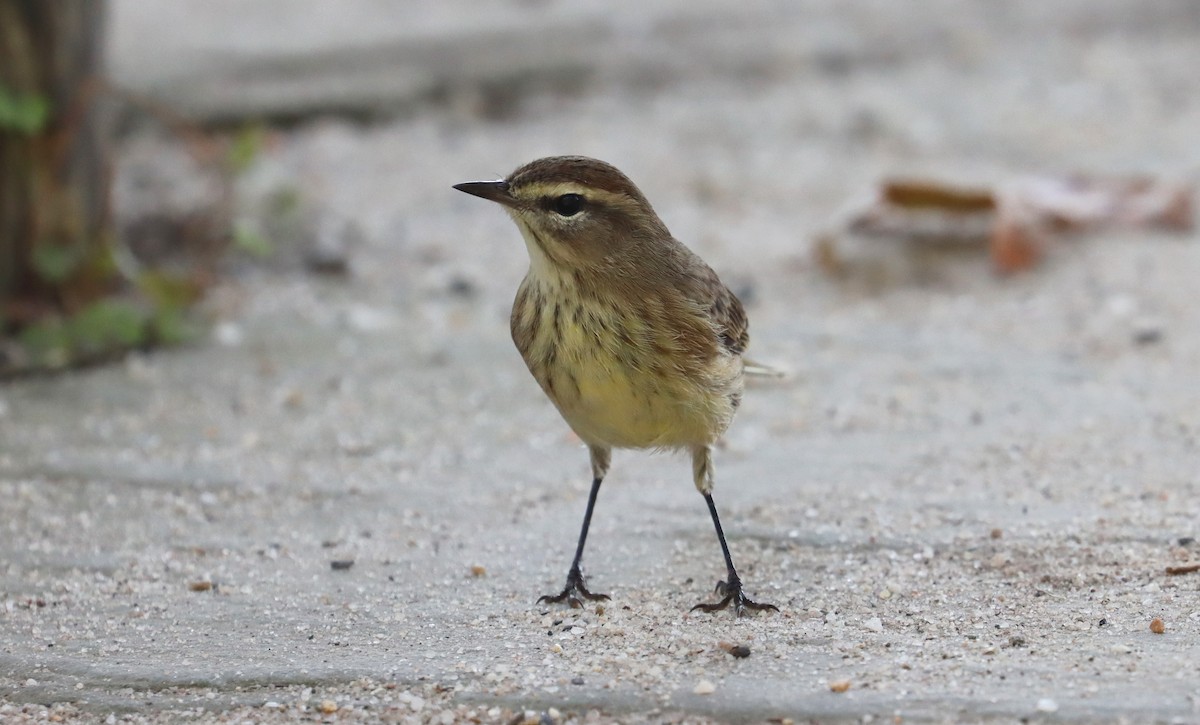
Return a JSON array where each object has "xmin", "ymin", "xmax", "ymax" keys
[{"xmin": 0, "ymin": 0, "xmax": 113, "ymax": 327}]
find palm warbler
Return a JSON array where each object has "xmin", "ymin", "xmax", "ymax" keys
[{"xmin": 454, "ymin": 156, "xmax": 776, "ymax": 615}]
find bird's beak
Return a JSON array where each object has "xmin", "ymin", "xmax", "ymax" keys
[{"xmin": 453, "ymin": 179, "xmax": 515, "ymax": 207}]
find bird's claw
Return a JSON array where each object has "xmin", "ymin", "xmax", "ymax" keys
[
  {"xmin": 691, "ymin": 578, "xmax": 778, "ymax": 616},
  {"xmin": 538, "ymin": 568, "xmax": 609, "ymax": 608}
]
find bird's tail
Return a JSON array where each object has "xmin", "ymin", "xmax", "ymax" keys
[{"xmin": 743, "ymin": 359, "xmax": 789, "ymax": 381}]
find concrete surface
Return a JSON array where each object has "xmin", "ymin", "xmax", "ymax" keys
[{"xmin": 3, "ymin": 1, "xmax": 1200, "ymax": 722}]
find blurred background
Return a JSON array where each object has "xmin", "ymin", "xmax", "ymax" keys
[{"xmin": 3, "ymin": 0, "xmax": 1197, "ymax": 373}]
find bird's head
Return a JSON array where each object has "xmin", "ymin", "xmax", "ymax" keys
[{"xmin": 454, "ymin": 156, "xmax": 672, "ymax": 274}]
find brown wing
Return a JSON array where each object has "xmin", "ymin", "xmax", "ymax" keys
[
  {"xmin": 710, "ymin": 283, "xmax": 749, "ymax": 356},
  {"xmin": 680, "ymin": 255, "xmax": 748, "ymax": 356},
  {"xmin": 664, "ymin": 240, "xmax": 749, "ymax": 358}
]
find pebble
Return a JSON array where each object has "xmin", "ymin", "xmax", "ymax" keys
[
  {"xmin": 1036, "ymin": 698, "xmax": 1058, "ymax": 713},
  {"xmin": 693, "ymin": 679, "xmax": 716, "ymax": 695},
  {"xmin": 829, "ymin": 680, "xmax": 851, "ymax": 693},
  {"xmin": 1150, "ymin": 618, "xmax": 1165, "ymax": 634},
  {"xmin": 718, "ymin": 641, "xmax": 752, "ymax": 658},
  {"xmin": 346, "ymin": 304, "xmax": 394, "ymax": 332},
  {"xmin": 863, "ymin": 616, "xmax": 884, "ymax": 633},
  {"xmin": 318, "ymin": 699, "xmax": 337, "ymax": 714},
  {"xmin": 446, "ymin": 275, "xmax": 477, "ymax": 297},
  {"xmin": 305, "ymin": 214, "xmax": 358, "ymax": 275},
  {"xmin": 1132, "ymin": 318, "xmax": 1164, "ymax": 345}
]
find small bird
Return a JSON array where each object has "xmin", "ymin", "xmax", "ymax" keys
[{"xmin": 454, "ymin": 156, "xmax": 776, "ymax": 615}]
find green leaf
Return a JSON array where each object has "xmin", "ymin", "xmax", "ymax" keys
[
  {"xmin": 66, "ymin": 299, "xmax": 147, "ymax": 355},
  {"xmin": 0, "ymin": 85, "xmax": 50, "ymax": 134},
  {"xmin": 137, "ymin": 270, "xmax": 201, "ymax": 308},
  {"xmin": 150, "ymin": 305, "xmax": 196, "ymax": 345},
  {"xmin": 232, "ymin": 221, "xmax": 273, "ymax": 257},
  {"xmin": 30, "ymin": 244, "xmax": 81, "ymax": 283},
  {"xmin": 18, "ymin": 319, "xmax": 70, "ymax": 368},
  {"xmin": 227, "ymin": 124, "xmax": 266, "ymax": 173}
]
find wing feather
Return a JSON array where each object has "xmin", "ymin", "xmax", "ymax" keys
[
  {"xmin": 676, "ymin": 252, "xmax": 748, "ymax": 357},
  {"xmin": 711, "ymin": 283, "xmax": 749, "ymax": 356}
]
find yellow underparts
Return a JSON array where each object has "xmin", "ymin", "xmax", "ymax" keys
[{"xmin": 516, "ymin": 275, "xmax": 740, "ymax": 452}]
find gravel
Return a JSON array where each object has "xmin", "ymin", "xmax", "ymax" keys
[{"xmin": 2, "ymin": 1, "xmax": 1200, "ymax": 723}]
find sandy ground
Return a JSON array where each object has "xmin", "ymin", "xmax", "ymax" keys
[{"xmin": 2, "ymin": 1, "xmax": 1200, "ymax": 722}]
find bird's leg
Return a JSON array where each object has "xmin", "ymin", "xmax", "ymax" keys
[
  {"xmin": 538, "ymin": 446, "xmax": 611, "ymax": 608},
  {"xmin": 690, "ymin": 493, "xmax": 778, "ymax": 615},
  {"xmin": 536, "ymin": 474, "xmax": 609, "ymax": 607},
  {"xmin": 689, "ymin": 446, "xmax": 778, "ymax": 616}
]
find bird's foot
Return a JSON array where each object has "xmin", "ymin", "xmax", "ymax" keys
[
  {"xmin": 537, "ymin": 567, "xmax": 609, "ymax": 609},
  {"xmin": 691, "ymin": 575, "xmax": 778, "ymax": 616}
]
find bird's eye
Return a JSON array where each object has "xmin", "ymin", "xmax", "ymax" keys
[{"xmin": 553, "ymin": 193, "xmax": 584, "ymax": 217}]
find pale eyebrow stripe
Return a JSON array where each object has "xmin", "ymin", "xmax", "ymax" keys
[{"xmin": 522, "ymin": 182, "xmax": 627, "ymax": 206}]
